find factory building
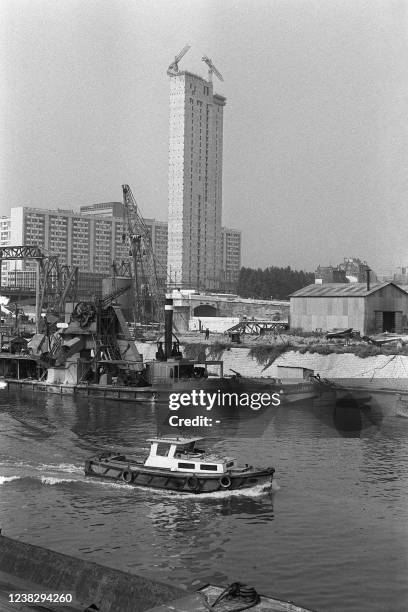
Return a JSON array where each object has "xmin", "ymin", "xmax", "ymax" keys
[{"xmin": 290, "ymin": 282, "xmax": 408, "ymax": 335}]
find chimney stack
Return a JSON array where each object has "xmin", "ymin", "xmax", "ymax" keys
[
  {"xmin": 164, "ymin": 296, "xmax": 173, "ymax": 359},
  {"xmin": 366, "ymin": 267, "xmax": 371, "ymax": 291}
]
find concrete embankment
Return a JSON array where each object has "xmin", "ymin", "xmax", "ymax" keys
[
  {"xmin": 137, "ymin": 341, "xmax": 408, "ymax": 387},
  {"xmin": 0, "ymin": 535, "xmax": 188, "ymax": 611},
  {"xmin": 0, "ymin": 536, "xmax": 311, "ymax": 612}
]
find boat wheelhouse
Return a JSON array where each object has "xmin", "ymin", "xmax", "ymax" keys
[
  {"xmin": 85, "ymin": 436, "xmax": 275, "ymax": 494},
  {"xmin": 144, "ymin": 436, "xmax": 236, "ymax": 474}
]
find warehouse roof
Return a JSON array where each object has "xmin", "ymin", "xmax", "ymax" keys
[{"xmin": 290, "ymin": 282, "xmax": 408, "ymax": 298}]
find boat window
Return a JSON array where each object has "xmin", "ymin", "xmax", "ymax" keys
[
  {"xmin": 178, "ymin": 462, "xmax": 195, "ymax": 469},
  {"xmin": 156, "ymin": 443, "xmax": 171, "ymax": 457},
  {"xmin": 199, "ymin": 464, "xmax": 218, "ymax": 471},
  {"xmin": 226, "ymin": 461, "xmax": 234, "ymax": 468}
]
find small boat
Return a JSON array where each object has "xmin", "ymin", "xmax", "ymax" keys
[
  {"xmin": 325, "ymin": 327, "xmax": 353, "ymax": 339},
  {"xmin": 85, "ymin": 436, "xmax": 275, "ymax": 494},
  {"xmin": 229, "ymin": 368, "xmax": 323, "ymax": 404}
]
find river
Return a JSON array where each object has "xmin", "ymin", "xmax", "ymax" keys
[{"xmin": 0, "ymin": 387, "xmax": 407, "ymax": 611}]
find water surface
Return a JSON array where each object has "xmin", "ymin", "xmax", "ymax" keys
[{"xmin": 0, "ymin": 388, "xmax": 407, "ymax": 611}]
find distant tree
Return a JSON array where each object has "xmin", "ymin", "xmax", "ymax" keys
[{"xmin": 236, "ymin": 265, "xmax": 313, "ymax": 300}]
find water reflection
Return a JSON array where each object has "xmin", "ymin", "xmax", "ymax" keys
[
  {"xmin": 216, "ymin": 492, "xmax": 275, "ymax": 521},
  {"xmin": 72, "ymin": 399, "xmax": 157, "ymax": 450},
  {"xmin": 309, "ymin": 391, "xmax": 384, "ymax": 438},
  {"xmin": 332, "ymin": 395, "xmax": 371, "ymax": 437},
  {"xmin": 146, "ymin": 490, "xmax": 274, "ymax": 530},
  {"xmin": 140, "ymin": 490, "xmax": 275, "ymax": 585}
]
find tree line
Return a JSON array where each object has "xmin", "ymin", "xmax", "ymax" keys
[{"xmin": 236, "ymin": 266, "xmax": 314, "ymax": 300}]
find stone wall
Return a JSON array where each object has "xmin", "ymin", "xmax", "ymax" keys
[
  {"xmin": 136, "ymin": 340, "xmax": 408, "ymax": 384},
  {"xmin": 0, "ymin": 535, "xmax": 186, "ymax": 612}
]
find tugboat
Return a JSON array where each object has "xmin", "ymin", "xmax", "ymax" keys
[{"xmin": 84, "ymin": 436, "xmax": 275, "ymax": 494}]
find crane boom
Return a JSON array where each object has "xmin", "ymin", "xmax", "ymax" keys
[
  {"xmin": 121, "ymin": 184, "xmax": 164, "ymax": 328},
  {"xmin": 201, "ymin": 55, "xmax": 224, "ymax": 82},
  {"xmin": 167, "ymin": 44, "xmax": 191, "ymax": 75}
]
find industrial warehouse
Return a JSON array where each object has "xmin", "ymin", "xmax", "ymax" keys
[{"xmin": 290, "ymin": 281, "xmax": 408, "ymax": 335}]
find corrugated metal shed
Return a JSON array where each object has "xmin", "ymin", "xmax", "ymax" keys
[
  {"xmin": 289, "ymin": 282, "xmax": 408, "ymax": 334},
  {"xmin": 290, "ymin": 282, "xmax": 408, "ymax": 298}
]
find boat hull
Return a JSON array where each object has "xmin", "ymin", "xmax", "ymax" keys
[
  {"xmin": 229, "ymin": 377, "xmax": 322, "ymax": 403},
  {"xmin": 4, "ymin": 375, "xmax": 287, "ymax": 403},
  {"xmin": 84, "ymin": 456, "xmax": 274, "ymax": 494}
]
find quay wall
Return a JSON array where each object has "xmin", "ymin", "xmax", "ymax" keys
[
  {"xmin": 0, "ymin": 535, "xmax": 186, "ymax": 612},
  {"xmin": 136, "ymin": 341, "xmax": 408, "ymax": 384}
]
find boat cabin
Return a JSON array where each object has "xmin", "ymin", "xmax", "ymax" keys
[
  {"xmin": 276, "ymin": 365, "xmax": 315, "ymax": 380},
  {"xmin": 144, "ymin": 436, "xmax": 236, "ymax": 474},
  {"xmin": 145, "ymin": 360, "xmax": 224, "ymax": 385}
]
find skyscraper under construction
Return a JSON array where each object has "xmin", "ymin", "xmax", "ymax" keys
[{"xmin": 167, "ymin": 50, "xmax": 226, "ymax": 290}]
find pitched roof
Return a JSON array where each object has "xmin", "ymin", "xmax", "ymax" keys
[{"xmin": 290, "ymin": 282, "xmax": 407, "ymax": 298}]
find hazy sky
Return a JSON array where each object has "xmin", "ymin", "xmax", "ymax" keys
[{"xmin": 1, "ymin": 0, "xmax": 407, "ymax": 274}]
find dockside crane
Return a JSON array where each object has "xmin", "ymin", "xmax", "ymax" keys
[
  {"xmin": 121, "ymin": 184, "xmax": 164, "ymax": 329},
  {"xmin": 201, "ymin": 55, "xmax": 224, "ymax": 83},
  {"xmin": 167, "ymin": 44, "xmax": 191, "ymax": 75}
]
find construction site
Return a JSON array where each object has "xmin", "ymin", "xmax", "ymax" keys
[{"xmin": 0, "ymin": 185, "xmax": 163, "ymax": 385}]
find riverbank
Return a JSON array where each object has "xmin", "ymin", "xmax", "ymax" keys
[{"xmin": 136, "ymin": 337, "xmax": 408, "ymax": 388}]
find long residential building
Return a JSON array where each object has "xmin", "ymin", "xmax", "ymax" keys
[
  {"xmin": 1, "ymin": 205, "xmax": 168, "ymax": 289},
  {"xmin": 0, "ymin": 216, "xmax": 11, "ymax": 285},
  {"xmin": 79, "ymin": 202, "xmax": 168, "ymax": 281}
]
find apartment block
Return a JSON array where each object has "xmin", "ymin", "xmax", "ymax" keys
[
  {"xmin": 80, "ymin": 202, "xmax": 168, "ymax": 282},
  {"xmin": 221, "ymin": 227, "xmax": 241, "ymax": 289},
  {"xmin": 2, "ymin": 205, "xmax": 168, "ymax": 288},
  {"xmin": 167, "ymin": 69, "xmax": 226, "ymax": 290},
  {"xmin": 0, "ymin": 217, "xmax": 11, "ymax": 284},
  {"xmin": 315, "ymin": 258, "xmax": 377, "ymax": 284}
]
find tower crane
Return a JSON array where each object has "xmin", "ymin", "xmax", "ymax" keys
[
  {"xmin": 121, "ymin": 184, "xmax": 164, "ymax": 329},
  {"xmin": 201, "ymin": 55, "xmax": 224, "ymax": 83},
  {"xmin": 167, "ymin": 44, "xmax": 191, "ymax": 75}
]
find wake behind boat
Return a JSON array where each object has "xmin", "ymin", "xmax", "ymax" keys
[{"xmin": 85, "ymin": 436, "xmax": 275, "ymax": 494}]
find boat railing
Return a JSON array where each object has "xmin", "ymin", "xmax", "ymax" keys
[{"xmin": 175, "ymin": 451, "xmax": 205, "ymax": 460}]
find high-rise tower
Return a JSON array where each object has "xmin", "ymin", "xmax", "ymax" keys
[{"xmin": 167, "ymin": 66, "xmax": 226, "ymax": 290}]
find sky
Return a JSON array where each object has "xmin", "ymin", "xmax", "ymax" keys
[{"xmin": 1, "ymin": 0, "xmax": 407, "ymax": 275}]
